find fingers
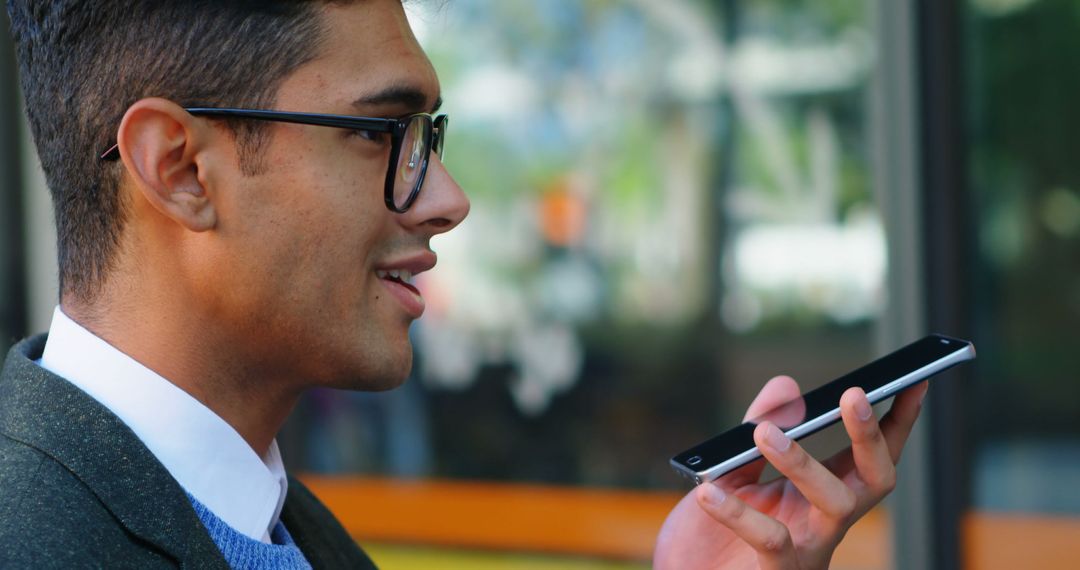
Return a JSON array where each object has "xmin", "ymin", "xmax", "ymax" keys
[
  {"xmin": 753, "ymin": 422, "xmax": 857, "ymax": 523},
  {"xmin": 839, "ymin": 387, "xmax": 897, "ymax": 498},
  {"xmin": 696, "ymin": 483, "xmax": 801, "ymax": 570},
  {"xmin": 721, "ymin": 376, "xmax": 803, "ymax": 489},
  {"xmin": 699, "ymin": 383, "xmax": 924, "ymax": 569},
  {"xmin": 878, "ymin": 381, "xmax": 928, "ymax": 464}
]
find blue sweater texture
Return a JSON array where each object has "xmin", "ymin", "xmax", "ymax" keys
[{"xmin": 188, "ymin": 494, "xmax": 312, "ymax": 570}]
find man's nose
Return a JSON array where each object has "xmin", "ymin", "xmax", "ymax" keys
[{"xmin": 400, "ymin": 155, "xmax": 470, "ymax": 234}]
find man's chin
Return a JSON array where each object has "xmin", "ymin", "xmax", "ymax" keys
[
  {"xmin": 355, "ymin": 371, "xmax": 411, "ymax": 392},
  {"xmin": 333, "ymin": 349, "xmax": 413, "ymax": 392}
]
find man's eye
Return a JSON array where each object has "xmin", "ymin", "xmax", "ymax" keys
[{"xmin": 350, "ymin": 129, "xmax": 385, "ymax": 143}]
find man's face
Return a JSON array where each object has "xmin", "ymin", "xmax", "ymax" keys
[{"xmin": 199, "ymin": 0, "xmax": 468, "ymax": 391}]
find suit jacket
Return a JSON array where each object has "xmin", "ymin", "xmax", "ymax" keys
[{"xmin": 0, "ymin": 335, "xmax": 377, "ymax": 569}]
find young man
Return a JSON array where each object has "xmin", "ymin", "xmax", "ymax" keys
[{"xmin": 1, "ymin": 1, "xmax": 925, "ymax": 568}]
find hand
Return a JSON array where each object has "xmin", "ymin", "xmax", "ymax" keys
[{"xmin": 654, "ymin": 375, "xmax": 926, "ymax": 569}]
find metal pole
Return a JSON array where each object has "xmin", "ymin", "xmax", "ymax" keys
[
  {"xmin": 870, "ymin": 0, "xmax": 937, "ymax": 567},
  {"xmin": 914, "ymin": 0, "xmax": 974, "ymax": 568},
  {"xmin": 874, "ymin": 0, "xmax": 973, "ymax": 567}
]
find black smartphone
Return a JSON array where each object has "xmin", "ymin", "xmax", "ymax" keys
[{"xmin": 670, "ymin": 334, "xmax": 976, "ymax": 484}]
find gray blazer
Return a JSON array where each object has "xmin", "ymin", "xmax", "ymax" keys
[{"xmin": 0, "ymin": 335, "xmax": 377, "ymax": 569}]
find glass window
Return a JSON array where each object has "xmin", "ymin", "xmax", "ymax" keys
[
  {"xmin": 284, "ymin": 0, "xmax": 894, "ymax": 563},
  {"xmin": 961, "ymin": 0, "xmax": 1080, "ymax": 567},
  {"xmin": 966, "ymin": 0, "xmax": 1080, "ymax": 517},
  {"xmin": 289, "ymin": 0, "xmax": 886, "ymax": 481}
]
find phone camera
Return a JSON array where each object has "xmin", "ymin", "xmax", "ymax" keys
[{"xmin": 940, "ymin": 338, "xmax": 949, "ymax": 344}]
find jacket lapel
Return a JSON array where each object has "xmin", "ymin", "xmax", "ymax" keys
[
  {"xmin": 280, "ymin": 476, "xmax": 379, "ymax": 570},
  {"xmin": 0, "ymin": 335, "xmax": 228, "ymax": 569}
]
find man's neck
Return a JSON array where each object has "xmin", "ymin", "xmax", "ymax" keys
[{"xmin": 60, "ymin": 299, "xmax": 299, "ymax": 456}]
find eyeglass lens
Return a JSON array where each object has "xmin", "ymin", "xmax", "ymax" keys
[
  {"xmin": 393, "ymin": 116, "xmax": 433, "ymax": 210},
  {"xmin": 434, "ymin": 116, "xmax": 447, "ymax": 159}
]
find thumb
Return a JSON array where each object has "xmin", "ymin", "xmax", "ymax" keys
[{"xmin": 744, "ymin": 375, "xmax": 801, "ymax": 421}]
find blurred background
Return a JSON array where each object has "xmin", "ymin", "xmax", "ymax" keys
[{"xmin": 2, "ymin": 0, "xmax": 1078, "ymax": 568}]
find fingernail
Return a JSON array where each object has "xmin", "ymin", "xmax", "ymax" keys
[
  {"xmin": 855, "ymin": 395, "xmax": 873, "ymax": 421},
  {"xmin": 765, "ymin": 423, "xmax": 792, "ymax": 451},
  {"xmin": 701, "ymin": 484, "xmax": 726, "ymax": 506},
  {"xmin": 919, "ymin": 387, "xmax": 928, "ymax": 405}
]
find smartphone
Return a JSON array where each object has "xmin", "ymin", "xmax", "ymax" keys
[{"xmin": 670, "ymin": 334, "xmax": 976, "ymax": 484}]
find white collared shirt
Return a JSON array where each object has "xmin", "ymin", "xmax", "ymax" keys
[{"xmin": 36, "ymin": 306, "xmax": 288, "ymax": 544}]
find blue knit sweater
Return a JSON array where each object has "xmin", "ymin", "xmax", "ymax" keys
[{"xmin": 188, "ymin": 495, "xmax": 312, "ymax": 570}]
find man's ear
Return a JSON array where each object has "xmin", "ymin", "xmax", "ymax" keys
[{"xmin": 116, "ymin": 98, "xmax": 217, "ymax": 232}]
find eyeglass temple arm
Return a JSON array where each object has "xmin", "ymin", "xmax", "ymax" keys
[
  {"xmin": 99, "ymin": 108, "xmax": 399, "ymax": 161},
  {"xmin": 101, "ymin": 144, "xmax": 121, "ymax": 161}
]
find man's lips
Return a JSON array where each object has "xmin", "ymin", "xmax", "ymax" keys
[
  {"xmin": 378, "ymin": 276, "xmax": 425, "ymax": 318},
  {"xmin": 374, "ymin": 251, "xmax": 437, "ymax": 277}
]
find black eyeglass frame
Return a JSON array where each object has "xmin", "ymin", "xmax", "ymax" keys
[{"xmin": 100, "ymin": 107, "xmax": 448, "ymax": 213}]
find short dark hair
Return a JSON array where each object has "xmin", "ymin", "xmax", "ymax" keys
[{"xmin": 6, "ymin": 1, "xmax": 331, "ymax": 302}]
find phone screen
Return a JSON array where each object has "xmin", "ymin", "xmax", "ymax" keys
[{"xmin": 670, "ymin": 334, "xmax": 975, "ymax": 483}]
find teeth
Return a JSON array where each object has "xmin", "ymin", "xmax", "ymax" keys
[{"xmin": 376, "ymin": 269, "xmax": 414, "ymax": 282}]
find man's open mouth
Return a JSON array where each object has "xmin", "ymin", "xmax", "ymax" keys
[{"xmin": 376, "ymin": 269, "xmax": 420, "ymax": 295}]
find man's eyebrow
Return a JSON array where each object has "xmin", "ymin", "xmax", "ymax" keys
[{"xmin": 352, "ymin": 85, "xmax": 443, "ymax": 114}]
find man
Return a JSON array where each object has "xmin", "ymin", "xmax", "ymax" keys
[{"xmin": 1, "ymin": 1, "xmax": 924, "ymax": 568}]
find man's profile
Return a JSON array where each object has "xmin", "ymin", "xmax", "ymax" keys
[{"xmin": 1, "ymin": 1, "xmax": 926, "ymax": 568}]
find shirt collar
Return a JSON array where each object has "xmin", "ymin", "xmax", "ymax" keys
[{"xmin": 37, "ymin": 306, "xmax": 288, "ymax": 544}]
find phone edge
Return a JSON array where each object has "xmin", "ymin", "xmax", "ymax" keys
[{"xmin": 672, "ymin": 338, "xmax": 976, "ymax": 485}]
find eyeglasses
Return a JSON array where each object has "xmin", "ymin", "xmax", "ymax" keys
[{"xmin": 100, "ymin": 108, "xmax": 448, "ymax": 213}]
